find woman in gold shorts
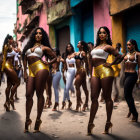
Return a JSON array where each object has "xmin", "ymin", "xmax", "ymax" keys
[
  {"xmin": 74, "ymin": 41, "xmax": 89, "ymax": 112},
  {"xmin": 87, "ymin": 26, "xmax": 123, "ymax": 135},
  {"xmin": 22, "ymin": 27, "xmax": 56, "ymax": 133},
  {"xmin": 1, "ymin": 34, "xmax": 20, "ymax": 111}
]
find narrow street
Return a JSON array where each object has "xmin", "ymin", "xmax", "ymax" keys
[{"xmin": 0, "ymin": 82, "xmax": 140, "ymax": 140}]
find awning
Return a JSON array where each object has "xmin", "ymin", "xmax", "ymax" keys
[{"xmin": 24, "ymin": 2, "xmax": 43, "ymax": 14}]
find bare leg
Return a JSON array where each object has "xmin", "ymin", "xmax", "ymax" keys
[
  {"xmin": 5, "ymin": 68, "xmax": 20, "ymax": 110},
  {"xmin": 101, "ymin": 77, "xmax": 114, "ymax": 134},
  {"xmin": 26, "ymin": 76, "xmax": 35, "ymax": 120},
  {"xmin": 88, "ymin": 77, "xmax": 101, "ymax": 123},
  {"xmin": 35, "ymin": 70, "xmax": 49, "ymax": 120},
  {"xmin": 101, "ymin": 77, "xmax": 114, "ymax": 122},
  {"xmin": 24, "ymin": 76, "xmax": 35, "ymax": 132},
  {"xmin": 75, "ymin": 74, "xmax": 82, "ymax": 111},
  {"xmin": 88, "ymin": 77, "xmax": 101, "ymax": 135}
]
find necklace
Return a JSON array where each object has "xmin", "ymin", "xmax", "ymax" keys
[
  {"xmin": 129, "ymin": 51, "xmax": 136, "ymax": 55},
  {"xmin": 34, "ymin": 43, "xmax": 41, "ymax": 47}
]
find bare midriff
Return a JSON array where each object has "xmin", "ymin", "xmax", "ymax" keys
[
  {"xmin": 124, "ymin": 62, "xmax": 137, "ymax": 73},
  {"xmin": 68, "ymin": 64, "xmax": 75, "ymax": 67},
  {"xmin": 92, "ymin": 58, "xmax": 106, "ymax": 67},
  {"xmin": 27, "ymin": 56, "xmax": 41, "ymax": 65}
]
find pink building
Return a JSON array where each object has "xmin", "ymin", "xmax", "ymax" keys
[{"xmin": 16, "ymin": 0, "xmax": 49, "ymax": 49}]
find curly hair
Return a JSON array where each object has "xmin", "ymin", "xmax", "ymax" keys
[
  {"xmin": 96, "ymin": 26, "xmax": 112, "ymax": 47},
  {"xmin": 80, "ymin": 41, "xmax": 89, "ymax": 53},
  {"xmin": 2, "ymin": 34, "xmax": 13, "ymax": 53},
  {"xmin": 65, "ymin": 43, "xmax": 75, "ymax": 57},
  {"xmin": 22, "ymin": 27, "xmax": 51, "ymax": 59},
  {"xmin": 128, "ymin": 39, "xmax": 139, "ymax": 52}
]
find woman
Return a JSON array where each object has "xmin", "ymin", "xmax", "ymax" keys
[
  {"xmin": 87, "ymin": 26, "xmax": 122, "ymax": 135},
  {"xmin": 52, "ymin": 48, "xmax": 63, "ymax": 111},
  {"xmin": 1, "ymin": 34, "xmax": 20, "ymax": 111},
  {"xmin": 74, "ymin": 41, "xmax": 89, "ymax": 111},
  {"xmin": 22, "ymin": 27, "xmax": 56, "ymax": 133},
  {"xmin": 62, "ymin": 43, "xmax": 76, "ymax": 109},
  {"xmin": 123, "ymin": 39, "xmax": 140, "ymax": 122}
]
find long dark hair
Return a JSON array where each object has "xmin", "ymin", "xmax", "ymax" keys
[
  {"xmin": 80, "ymin": 41, "xmax": 89, "ymax": 53},
  {"xmin": 2, "ymin": 34, "xmax": 13, "ymax": 53},
  {"xmin": 96, "ymin": 26, "xmax": 112, "ymax": 47},
  {"xmin": 53, "ymin": 48, "xmax": 61, "ymax": 56},
  {"xmin": 65, "ymin": 43, "xmax": 75, "ymax": 57},
  {"xmin": 22, "ymin": 27, "xmax": 51, "ymax": 59},
  {"xmin": 128, "ymin": 39, "xmax": 139, "ymax": 52}
]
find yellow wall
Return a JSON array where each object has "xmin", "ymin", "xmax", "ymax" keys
[
  {"xmin": 110, "ymin": 0, "xmax": 140, "ymax": 15},
  {"xmin": 111, "ymin": 15, "xmax": 126, "ymax": 53}
]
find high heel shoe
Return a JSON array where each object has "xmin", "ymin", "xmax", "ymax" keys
[
  {"xmin": 62, "ymin": 101, "xmax": 66, "ymax": 110},
  {"xmin": 34, "ymin": 119, "xmax": 42, "ymax": 133},
  {"xmin": 10, "ymin": 99, "xmax": 16, "ymax": 110},
  {"xmin": 87, "ymin": 123, "xmax": 95, "ymax": 135},
  {"xmin": 82, "ymin": 104, "xmax": 88, "ymax": 112},
  {"xmin": 75, "ymin": 103, "xmax": 81, "ymax": 112},
  {"xmin": 44, "ymin": 98, "xmax": 49, "ymax": 109},
  {"xmin": 102, "ymin": 122, "xmax": 113, "ymax": 134},
  {"xmin": 130, "ymin": 114, "xmax": 138, "ymax": 122},
  {"xmin": 4, "ymin": 102, "xmax": 10, "ymax": 112},
  {"xmin": 24, "ymin": 119, "xmax": 32, "ymax": 133},
  {"xmin": 52, "ymin": 102, "xmax": 59, "ymax": 111},
  {"xmin": 126, "ymin": 112, "xmax": 131, "ymax": 118},
  {"xmin": 47, "ymin": 100, "xmax": 52, "ymax": 108},
  {"xmin": 68, "ymin": 100, "xmax": 72, "ymax": 110}
]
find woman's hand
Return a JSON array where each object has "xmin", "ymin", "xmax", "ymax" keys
[
  {"xmin": 42, "ymin": 61, "xmax": 49, "ymax": 65},
  {"xmin": 103, "ymin": 63, "xmax": 112, "ymax": 68}
]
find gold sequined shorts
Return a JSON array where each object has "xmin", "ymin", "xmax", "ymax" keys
[
  {"xmin": 92, "ymin": 64, "xmax": 114, "ymax": 79},
  {"xmin": 4, "ymin": 62, "xmax": 14, "ymax": 70},
  {"xmin": 28, "ymin": 60, "xmax": 49, "ymax": 77}
]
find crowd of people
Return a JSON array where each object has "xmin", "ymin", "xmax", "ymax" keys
[{"xmin": 0, "ymin": 26, "xmax": 139, "ymax": 135}]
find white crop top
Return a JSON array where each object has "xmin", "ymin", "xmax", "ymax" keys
[
  {"xmin": 91, "ymin": 49, "xmax": 109, "ymax": 60},
  {"xmin": 125, "ymin": 53, "xmax": 137, "ymax": 63},
  {"xmin": 26, "ymin": 47, "xmax": 43, "ymax": 58},
  {"xmin": 7, "ymin": 50, "xmax": 16, "ymax": 57},
  {"xmin": 66, "ymin": 57, "xmax": 75, "ymax": 64},
  {"xmin": 66, "ymin": 57, "xmax": 76, "ymax": 68}
]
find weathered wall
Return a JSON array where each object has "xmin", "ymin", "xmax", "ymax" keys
[
  {"xmin": 94, "ymin": 0, "xmax": 112, "ymax": 44},
  {"xmin": 110, "ymin": 0, "xmax": 140, "ymax": 15},
  {"xmin": 111, "ymin": 15, "xmax": 126, "ymax": 52},
  {"xmin": 38, "ymin": 0, "xmax": 49, "ymax": 34}
]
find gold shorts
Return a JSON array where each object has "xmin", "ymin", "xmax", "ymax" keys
[
  {"xmin": 4, "ymin": 62, "xmax": 14, "ymax": 70},
  {"xmin": 112, "ymin": 65, "xmax": 121, "ymax": 77},
  {"xmin": 92, "ymin": 64, "xmax": 114, "ymax": 79},
  {"xmin": 28, "ymin": 60, "xmax": 49, "ymax": 77},
  {"xmin": 77, "ymin": 67, "xmax": 86, "ymax": 73}
]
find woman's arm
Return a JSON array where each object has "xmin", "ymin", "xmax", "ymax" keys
[
  {"xmin": 42, "ymin": 46, "xmax": 57, "ymax": 65},
  {"xmin": 82, "ymin": 51, "xmax": 89, "ymax": 75},
  {"xmin": 105, "ymin": 45, "xmax": 125, "ymax": 66},
  {"xmin": 23, "ymin": 56, "xmax": 28, "ymax": 82}
]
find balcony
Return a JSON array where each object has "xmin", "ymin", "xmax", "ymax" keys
[
  {"xmin": 47, "ymin": 0, "xmax": 72, "ymax": 25},
  {"xmin": 24, "ymin": 2, "xmax": 43, "ymax": 14}
]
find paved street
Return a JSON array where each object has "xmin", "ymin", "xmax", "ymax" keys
[{"xmin": 0, "ymin": 82, "xmax": 140, "ymax": 140}]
